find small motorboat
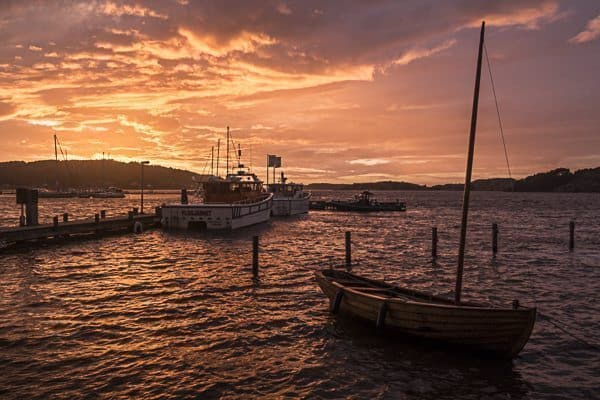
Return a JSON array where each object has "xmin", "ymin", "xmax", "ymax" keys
[
  {"xmin": 310, "ymin": 191, "xmax": 406, "ymax": 211},
  {"xmin": 268, "ymin": 172, "xmax": 311, "ymax": 216}
]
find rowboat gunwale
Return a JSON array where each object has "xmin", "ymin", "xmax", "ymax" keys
[{"xmin": 322, "ymin": 270, "xmax": 535, "ymax": 313}]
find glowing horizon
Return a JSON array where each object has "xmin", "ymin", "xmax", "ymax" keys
[{"xmin": 1, "ymin": 1, "xmax": 599, "ymax": 184}]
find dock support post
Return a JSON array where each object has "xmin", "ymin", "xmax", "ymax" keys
[
  {"xmin": 569, "ymin": 221, "xmax": 575, "ymax": 251},
  {"xmin": 100, "ymin": 210, "xmax": 106, "ymax": 219},
  {"xmin": 181, "ymin": 189, "xmax": 188, "ymax": 205},
  {"xmin": 94, "ymin": 213, "xmax": 100, "ymax": 224},
  {"xmin": 62, "ymin": 213, "xmax": 68, "ymax": 223},
  {"xmin": 432, "ymin": 227, "xmax": 438, "ymax": 261},
  {"xmin": 53, "ymin": 216, "xmax": 59, "ymax": 229},
  {"xmin": 345, "ymin": 231, "xmax": 351, "ymax": 271},
  {"xmin": 252, "ymin": 236, "xmax": 259, "ymax": 277},
  {"xmin": 492, "ymin": 223, "xmax": 498, "ymax": 257}
]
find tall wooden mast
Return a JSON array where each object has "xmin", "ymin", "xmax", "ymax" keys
[{"xmin": 455, "ymin": 21, "xmax": 485, "ymax": 304}]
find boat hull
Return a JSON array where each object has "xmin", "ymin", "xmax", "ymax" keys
[
  {"xmin": 315, "ymin": 270, "xmax": 536, "ymax": 358},
  {"xmin": 272, "ymin": 193, "xmax": 311, "ymax": 216},
  {"xmin": 161, "ymin": 194, "xmax": 273, "ymax": 230},
  {"xmin": 308, "ymin": 200, "xmax": 406, "ymax": 212}
]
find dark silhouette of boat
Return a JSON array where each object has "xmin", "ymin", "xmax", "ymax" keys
[{"xmin": 310, "ymin": 190, "xmax": 406, "ymax": 211}]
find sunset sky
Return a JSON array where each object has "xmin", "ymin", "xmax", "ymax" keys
[{"xmin": 0, "ymin": 0, "xmax": 599, "ymax": 184}]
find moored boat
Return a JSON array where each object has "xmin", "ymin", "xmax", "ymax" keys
[
  {"xmin": 268, "ymin": 172, "xmax": 311, "ymax": 216},
  {"xmin": 309, "ymin": 191, "xmax": 406, "ymax": 211},
  {"xmin": 316, "ymin": 269, "xmax": 536, "ymax": 358},
  {"xmin": 37, "ymin": 189, "xmax": 78, "ymax": 198},
  {"xmin": 161, "ymin": 127, "xmax": 273, "ymax": 230},
  {"xmin": 78, "ymin": 187, "xmax": 125, "ymax": 198}
]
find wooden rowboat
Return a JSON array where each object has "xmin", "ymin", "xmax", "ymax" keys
[{"xmin": 316, "ymin": 269, "xmax": 536, "ymax": 358}]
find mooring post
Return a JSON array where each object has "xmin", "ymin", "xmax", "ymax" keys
[
  {"xmin": 432, "ymin": 227, "xmax": 438, "ymax": 261},
  {"xmin": 53, "ymin": 216, "xmax": 59, "ymax": 229},
  {"xmin": 62, "ymin": 213, "xmax": 68, "ymax": 223},
  {"xmin": 492, "ymin": 223, "xmax": 498, "ymax": 257},
  {"xmin": 181, "ymin": 189, "xmax": 188, "ymax": 205},
  {"xmin": 345, "ymin": 231, "xmax": 351, "ymax": 271},
  {"xmin": 569, "ymin": 221, "xmax": 575, "ymax": 251},
  {"xmin": 133, "ymin": 207, "xmax": 139, "ymax": 216},
  {"xmin": 252, "ymin": 235, "xmax": 259, "ymax": 277},
  {"xmin": 94, "ymin": 213, "xmax": 100, "ymax": 224},
  {"xmin": 100, "ymin": 210, "xmax": 106, "ymax": 219}
]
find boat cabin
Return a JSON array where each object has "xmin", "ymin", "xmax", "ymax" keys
[
  {"xmin": 268, "ymin": 182, "xmax": 305, "ymax": 198},
  {"xmin": 354, "ymin": 190, "xmax": 376, "ymax": 206},
  {"xmin": 203, "ymin": 169, "xmax": 265, "ymax": 204}
]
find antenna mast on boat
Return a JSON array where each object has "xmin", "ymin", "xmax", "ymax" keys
[
  {"xmin": 455, "ymin": 21, "xmax": 485, "ymax": 305},
  {"xmin": 211, "ymin": 146, "xmax": 214, "ymax": 176},
  {"xmin": 216, "ymin": 139, "xmax": 221, "ymax": 177},
  {"xmin": 54, "ymin": 133, "xmax": 59, "ymax": 191},
  {"xmin": 237, "ymin": 144, "xmax": 242, "ymax": 168},
  {"xmin": 226, "ymin": 126, "xmax": 230, "ymax": 175}
]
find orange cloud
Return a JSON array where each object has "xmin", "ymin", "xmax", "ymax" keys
[{"xmin": 570, "ymin": 15, "xmax": 600, "ymax": 43}]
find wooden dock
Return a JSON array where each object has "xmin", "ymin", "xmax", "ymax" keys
[{"xmin": 0, "ymin": 211, "xmax": 161, "ymax": 249}]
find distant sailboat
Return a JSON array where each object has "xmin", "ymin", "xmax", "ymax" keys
[
  {"xmin": 38, "ymin": 134, "xmax": 78, "ymax": 198},
  {"xmin": 315, "ymin": 22, "xmax": 536, "ymax": 358}
]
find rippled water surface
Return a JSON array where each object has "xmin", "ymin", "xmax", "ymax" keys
[{"xmin": 1, "ymin": 191, "xmax": 599, "ymax": 399}]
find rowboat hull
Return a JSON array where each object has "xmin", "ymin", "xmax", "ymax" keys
[{"xmin": 315, "ymin": 270, "xmax": 536, "ymax": 358}]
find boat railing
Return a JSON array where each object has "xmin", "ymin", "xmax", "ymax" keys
[{"xmin": 232, "ymin": 193, "xmax": 271, "ymax": 205}]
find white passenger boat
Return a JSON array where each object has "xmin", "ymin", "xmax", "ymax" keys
[
  {"xmin": 161, "ymin": 169, "xmax": 273, "ymax": 230},
  {"xmin": 268, "ymin": 173, "xmax": 311, "ymax": 216}
]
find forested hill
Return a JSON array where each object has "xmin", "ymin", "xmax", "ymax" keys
[
  {"xmin": 1, "ymin": 161, "xmax": 599, "ymax": 192},
  {"xmin": 0, "ymin": 160, "xmax": 205, "ymax": 189},
  {"xmin": 307, "ymin": 168, "xmax": 600, "ymax": 192}
]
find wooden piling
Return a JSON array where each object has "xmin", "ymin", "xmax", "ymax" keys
[
  {"xmin": 252, "ymin": 236, "xmax": 259, "ymax": 276},
  {"xmin": 94, "ymin": 213, "xmax": 100, "ymax": 224},
  {"xmin": 569, "ymin": 221, "xmax": 575, "ymax": 251},
  {"xmin": 492, "ymin": 223, "xmax": 498, "ymax": 257},
  {"xmin": 53, "ymin": 216, "xmax": 59, "ymax": 229},
  {"xmin": 62, "ymin": 213, "xmax": 68, "ymax": 223},
  {"xmin": 100, "ymin": 210, "xmax": 106, "ymax": 219},
  {"xmin": 345, "ymin": 231, "xmax": 351, "ymax": 271},
  {"xmin": 432, "ymin": 227, "xmax": 438, "ymax": 260}
]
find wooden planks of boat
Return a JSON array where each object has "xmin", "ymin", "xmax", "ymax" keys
[{"xmin": 315, "ymin": 269, "xmax": 536, "ymax": 358}]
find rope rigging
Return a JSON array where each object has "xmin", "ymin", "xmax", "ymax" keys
[{"xmin": 483, "ymin": 43, "xmax": 513, "ymax": 183}]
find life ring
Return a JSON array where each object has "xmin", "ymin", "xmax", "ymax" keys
[{"xmin": 133, "ymin": 221, "xmax": 144, "ymax": 234}]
